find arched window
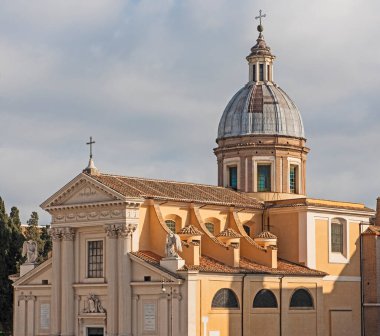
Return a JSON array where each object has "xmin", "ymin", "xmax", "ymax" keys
[
  {"xmin": 243, "ymin": 225, "xmax": 251, "ymax": 237},
  {"xmin": 290, "ymin": 288, "xmax": 314, "ymax": 309},
  {"xmin": 165, "ymin": 220, "xmax": 176, "ymax": 233},
  {"xmin": 211, "ymin": 288, "xmax": 239, "ymax": 309},
  {"xmin": 253, "ymin": 289, "xmax": 278, "ymax": 308},
  {"xmin": 205, "ymin": 222, "xmax": 215, "ymax": 234}
]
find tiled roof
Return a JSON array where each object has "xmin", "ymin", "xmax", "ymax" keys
[
  {"xmin": 363, "ymin": 225, "xmax": 380, "ymax": 236},
  {"xmin": 217, "ymin": 228, "xmax": 242, "ymax": 238},
  {"xmin": 178, "ymin": 225, "xmax": 203, "ymax": 235},
  {"xmin": 267, "ymin": 198, "xmax": 374, "ymax": 213},
  {"xmin": 254, "ymin": 231, "xmax": 277, "ymax": 239},
  {"xmin": 89, "ymin": 173, "xmax": 263, "ymax": 209},
  {"xmin": 132, "ymin": 251, "xmax": 326, "ymax": 277}
]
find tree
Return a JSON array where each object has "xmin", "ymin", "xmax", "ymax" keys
[{"xmin": 0, "ymin": 201, "xmax": 24, "ymax": 336}]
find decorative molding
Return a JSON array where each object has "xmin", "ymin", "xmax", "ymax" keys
[
  {"xmin": 105, "ymin": 223, "xmax": 138, "ymax": 239},
  {"xmin": 105, "ymin": 224, "xmax": 122, "ymax": 239},
  {"xmin": 49, "ymin": 227, "xmax": 63, "ymax": 241},
  {"xmin": 323, "ymin": 275, "xmax": 361, "ymax": 282},
  {"xmin": 62, "ymin": 227, "xmax": 75, "ymax": 241},
  {"xmin": 51, "ymin": 207, "xmax": 139, "ymax": 224}
]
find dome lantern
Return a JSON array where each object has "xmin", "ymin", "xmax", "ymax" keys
[{"xmin": 214, "ymin": 13, "xmax": 309, "ymax": 200}]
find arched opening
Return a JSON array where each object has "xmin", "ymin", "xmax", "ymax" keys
[
  {"xmin": 253, "ymin": 289, "xmax": 278, "ymax": 308},
  {"xmin": 211, "ymin": 288, "xmax": 239, "ymax": 309},
  {"xmin": 290, "ymin": 288, "xmax": 314, "ymax": 309}
]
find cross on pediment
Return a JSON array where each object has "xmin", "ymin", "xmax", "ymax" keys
[{"xmin": 86, "ymin": 136, "xmax": 95, "ymax": 159}]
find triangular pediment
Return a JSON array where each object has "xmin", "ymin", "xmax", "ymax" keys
[
  {"xmin": 41, "ymin": 173, "xmax": 125, "ymax": 209},
  {"xmin": 13, "ymin": 259, "xmax": 52, "ymax": 286}
]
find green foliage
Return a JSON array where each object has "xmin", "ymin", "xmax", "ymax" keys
[
  {"xmin": 0, "ymin": 200, "xmax": 53, "ymax": 335},
  {"xmin": 0, "ymin": 199, "xmax": 24, "ymax": 335}
]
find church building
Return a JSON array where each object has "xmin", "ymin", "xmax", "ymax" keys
[{"xmin": 11, "ymin": 16, "xmax": 374, "ymax": 336}]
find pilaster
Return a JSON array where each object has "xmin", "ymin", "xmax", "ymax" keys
[
  {"xmin": 61, "ymin": 227, "xmax": 76, "ymax": 336},
  {"xmin": 105, "ymin": 224, "xmax": 121, "ymax": 336},
  {"xmin": 49, "ymin": 227, "xmax": 63, "ymax": 336},
  {"xmin": 26, "ymin": 294, "xmax": 36, "ymax": 336},
  {"xmin": 118, "ymin": 223, "xmax": 137, "ymax": 336}
]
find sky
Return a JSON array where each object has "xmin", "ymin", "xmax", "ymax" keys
[{"xmin": 0, "ymin": 0, "xmax": 379, "ymax": 225}]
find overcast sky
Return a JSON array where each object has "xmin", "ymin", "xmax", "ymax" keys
[{"xmin": 0, "ymin": 0, "xmax": 379, "ymax": 225}]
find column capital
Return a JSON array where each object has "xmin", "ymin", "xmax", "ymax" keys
[
  {"xmin": 49, "ymin": 227, "xmax": 63, "ymax": 241},
  {"xmin": 62, "ymin": 227, "xmax": 75, "ymax": 241},
  {"xmin": 105, "ymin": 223, "xmax": 122, "ymax": 239},
  {"xmin": 120, "ymin": 223, "xmax": 138, "ymax": 238}
]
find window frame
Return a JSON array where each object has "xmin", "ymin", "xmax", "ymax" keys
[
  {"xmin": 87, "ymin": 239, "xmax": 104, "ymax": 279},
  {"xmin": 252, "ymin": 157, "xmax": 275, "ymax": 192},
  {"xmin": 211, "ymin": 288, "xmax": 240, "ymax": 309},
  {"xmin": 289, "ymin": 288, "xmax": 314, "ymax": 310},
  {"xmin": 165, "ymin": 220, "xmax": 176, "ymax": 233},
  {"xmin": 329, "ymin": 217, "xmax": 349, "ymax": 263},
  {"xmin": 287, "ymin": 158, "xmax": 302, "ymax": 194},
  {"xmin": 205, "ymin": 222, "xmax": 215, "ymax": 235},
  {"xmin": 253, "ymin": 289, "xmax": 278, "ymax": 308},
  {"xmin": 257, "ymin": 164, "xmax": 271, "ymax": 192},
  {"xmin": 223, "ymin": 158, "xmax": 241, "ymax": 190}
]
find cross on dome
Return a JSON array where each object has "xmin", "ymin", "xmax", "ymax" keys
[{"xmin": 255, "ymin": 9, "xmax": 266, "ymax": 26}]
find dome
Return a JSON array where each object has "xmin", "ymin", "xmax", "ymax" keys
[{"xmin": 218, "ymin": 82, "xmax": 305, "ymax": 140}]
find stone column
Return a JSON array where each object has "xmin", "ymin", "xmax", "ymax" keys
[
  {"xmin": 61, "ymin": 227, "xmax": 75, "ymax": 336},
  {"xmin": 49, "ymin": 227, "xmax": 63, "ymax": 336},
  {"xmin": 105, "ymin": 224, "xmax": 120, "ymax": 336},
  {"xmin": 119, "ymin": 224, "xmax": 137, "ymax": 336},
  {"xmin": 26, "ymin": 294, "xmax": 36, "ymax": 336}
]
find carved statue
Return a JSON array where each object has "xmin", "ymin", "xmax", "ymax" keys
[
  {"xmin": 22, "ymin": 240, "xmax": 38, "ymax": 264},
  {"xmin": 165, "ymin": 232, "xmax": 182, "ymax": 258},
  {"xmin": 83, "ymin": 293, "xmax": 105, "ymax": 313}
]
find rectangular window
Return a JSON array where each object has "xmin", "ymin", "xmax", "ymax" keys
[
  {"xmin": 252, "ymin": 64, "xmax": 256, "ymax": 81},
  {"xmin": 88, "ymin": 240, "xmax": 103, "ymax": 278},
  {"xmin": 87, "ymin": 327, "xmax": 104, "ymax": 336},
  {"xmin": 289, "ymin": 165, "xmax": 298, "ymax": 193},
  {"xmin": 267, "ymin": 64, "xmax": 270, "ymax": 81},
  {"xmin": 257, "ymin": 164, "xmax": 271, "ymax": 192},
  {"xmin": 229, "ymin": 166, "xmax": 238, "ymax": 190},
  {"xmin": 331, "ymin": 223, "xmax": 343, "ymax": 253},
  {"xmin": 259, "ymin": 64, "xmax": 264, "ymax": 81}
]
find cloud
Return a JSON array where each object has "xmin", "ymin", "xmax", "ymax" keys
[{"xmin": 1, "ymin": 0, "xmax": 380, "ymax": 224}]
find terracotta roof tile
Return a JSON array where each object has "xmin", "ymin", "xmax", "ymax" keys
[
  {"xmin": 178, "ymin": 225, "xmax": 204, "ymax": 235},
  {"xmin": 217, "ymin": 228, "xmax": 242, "ymax": 238},
  {"xmin": 89, "ymin": 173, "xmax": 263, "ymax": 209},
  {"xmin": 254, "ymin": 231, "xmax": 277, "ymax": 239},
  {"xmin": 363, "ymin": 225, "xmax": 380, "ymax": 236},
  {"xmin": 131, "ymin": 251, "xmax": 326, "ymax": 277}
]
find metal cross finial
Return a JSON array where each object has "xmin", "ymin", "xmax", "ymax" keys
[
  {"xmin": 255, "ymin": 9, "xmax": 266, "ymax": 26},
  {"xmin": 86, "ymin": 136, "xmax": 95, "ymax": 159}
]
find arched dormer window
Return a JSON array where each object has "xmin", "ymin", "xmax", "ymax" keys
[
  {"xmin": 253, "ymin": 289, "xmax": 278, "ymax": 308},
  {"xmin": 165, "ymin": 220, "xmax": 176, "ymax": 233},
  {"xmin": 243, "ymin": 225, "xmax": 251, "ymax": 237},
  {"xmin": 211, "ymin": 288, "xmax": 239, "ymax": 309},
  {"xmin": 205, "ymin": 222, "xmax": 215, "ymax": 235},
  {"xmin": 290, "ymin": 288, "xmax": 314, "ymax": 309}
]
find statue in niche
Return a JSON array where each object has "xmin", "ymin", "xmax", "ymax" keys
[
  {"xmin": 165, "ymin": 232, "xmax": 182, "ymax": 258},
  {"xmin": 22, "ymin": 240, "xmax": 38, "ymax": 264},
  {"xmin": 83, "ymin": 293, "xmax": 105, "ymax": 313}
]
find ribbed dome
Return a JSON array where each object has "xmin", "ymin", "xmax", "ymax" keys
[{"xmin": 218, "ymin": 82, "xmax": 305, "ymax": 140}]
